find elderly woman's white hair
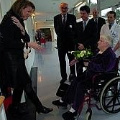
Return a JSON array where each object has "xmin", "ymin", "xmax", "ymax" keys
[{"xmin": 100, "ymin": 35, "xmax": 112, "ymax": 46}]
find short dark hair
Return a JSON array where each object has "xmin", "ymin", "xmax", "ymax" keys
[
  {"xmin": 80, "ymin": 5, "xmax": 90, "ymax": 14},
  {"xmin": 10, "ymin": 0, "xmax": 35, "ymax": 17},
  {"xmin": 107, "ymin": 11, "xmax": 116, "ymax": 18}
]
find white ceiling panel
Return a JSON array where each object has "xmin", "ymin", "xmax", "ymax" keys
[
  {"xmin": 30, "ymin": 0, "xmax": 120, "ymax": 28},
  {"xmin": 30, "ymin": 0, "xmax": 83, "ymax": 22}
]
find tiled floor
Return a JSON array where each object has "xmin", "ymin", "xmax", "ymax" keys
[{"xmin": 34, "ymin": 41, "xmax": 120, "ymax": 120}]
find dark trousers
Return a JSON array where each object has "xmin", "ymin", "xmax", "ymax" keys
[
  {"xmin": 2, "ymin": 52, "xmax": 43, "ymax": 112},
  {"xmin": 12, "ymin": 62, "xmax": 43, "ymax": 112},
  {"xmin": 76, "ymin": 60, "xmax": 84, "ymax": 77},
  {"xmin": 58, "ymin": 49, "xmax": 75, "ymax": 79},
  {"xmin": 62, "ymin": 72, "xmax": 92, "ymax": 111},
  {"xmin": 72, "ymin": 79, "xmax": 88, "ymax": 111},
  {"xmin": 12, "ymin": 83, "xmax": 43, "ymax": 112}
]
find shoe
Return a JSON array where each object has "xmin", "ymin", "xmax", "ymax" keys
[
  {"xmin": 62, "ymin": 111, "xmax": 77, "ymax": 120},
  {"xmin": 38, "ymin": 106, "xmax": 53, "ymax": 114},
  {"xmin": 52, "ymin": 100, "xmax": 67, "ymax": 108},
  {"xmin": 60, "ymin": 79, "xmax": 67, "ymax": 84},
  {"xmin": 69, "ymin": 74, "xmax": 76, "ymax": 82}
]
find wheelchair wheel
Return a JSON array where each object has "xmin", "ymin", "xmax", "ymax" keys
[
  {"xmin": 100, "ymin": 77, "xmax": 120, "ymax": 113},
  {"xmin": 85, "ymin": 108, "xmax": 92, "ymax": 120}
]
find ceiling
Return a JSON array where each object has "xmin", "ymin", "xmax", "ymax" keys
[
  {"xmin": 30, "ymin": 0, "xmax": 120, "ymax": 29},
  {"xmin": 30, "ymin": 0, "xmax": 83, "ymax": 23}
]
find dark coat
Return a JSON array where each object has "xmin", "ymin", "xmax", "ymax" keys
[
  {"xmin": 0, "ymin": 10, "xmax": 30, "ymax": 88},
  {"xmin": 76, "ymin": 19, "xmax": 97, "ymax": 53},
  {"xmin": 91, "ymin": 17, "xmax": 106, "ymax": 40},
  {"xmin": 0, "ymin": 10, "xmax": 30, "ymax": 52},
  {"xmin": 87, "ymin": 47, "xmax": 116, "ymax": 75},
  {"xmin": 54, "ymin": 13, "xmax": 77, "ymax": 51}
]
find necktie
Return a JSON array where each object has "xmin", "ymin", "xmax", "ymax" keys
[
  {"xmin": 83, "ymin": 21, "xmax": 86, "ymax": 31},
  {"xmin": 94, "ymin": 18, "xmax": 98, "ymax": 34},
  {"xmin": 109, "ymin": 24, "xmax": 112, "ymax": 29},
  {"xmin": 63, "ymin": 15, "xmax": 66, "ymax": 25}
]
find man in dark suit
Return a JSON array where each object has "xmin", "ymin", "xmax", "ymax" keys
[
  {"xmin": 76, "ymin": 5, "xmax": 97, "ymax": 76},
  {"xmin": 54, "ymin": 2, "xmax": 77, "ymax": 83},
  {"xmin": 91, "ymin": 8, "xmax": 106, "ymax": 41}
]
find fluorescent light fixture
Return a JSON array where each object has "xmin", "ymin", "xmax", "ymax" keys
[
  {"xmin": 31, "ymin": 13, "xmax": 35, "ymax": 17},
  {"xmin": 76, "ymin": 2, "xmax": 86, "ymax": 12},
  {"xmin": 75, "ymin": 2, "xmax": 82, "ymax": 7}
]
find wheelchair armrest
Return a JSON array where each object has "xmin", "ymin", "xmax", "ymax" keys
[
  {"xmin": 92, "ymin": 71, "xmax": 118, "ymax": 85},
  {"xmin": 94, "ymin": 71, "xmax": 118, "ymax": 75}
]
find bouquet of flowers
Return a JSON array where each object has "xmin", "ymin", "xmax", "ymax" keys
[{"xmin": 72, "ymin": 49, "xmax": 93, "ymax": 60}]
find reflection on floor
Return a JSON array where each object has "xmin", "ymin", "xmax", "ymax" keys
[{"xmin": 34, "ymin": 42, "xmax": 120, "ymax": 120}]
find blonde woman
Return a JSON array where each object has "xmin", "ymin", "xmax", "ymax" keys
[{"xmin": 0, "ymin": 0, "xmax": 53, "ymax": 115}]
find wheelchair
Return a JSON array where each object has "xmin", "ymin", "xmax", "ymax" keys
[{"xmin": 77, "ymin": 60, "xmax": 120, "ymax": 120}]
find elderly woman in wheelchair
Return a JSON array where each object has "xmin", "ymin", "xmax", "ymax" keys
[{"xmin": 52, "ymin": 35, "xmax": 120, "ymax": 120}]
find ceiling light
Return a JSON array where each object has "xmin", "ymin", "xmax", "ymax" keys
[
  {"xmin": 75, "ymin": 2, "xmax": 82, "ymax": 7},
  {"xmin": 31, "ymin": 13, "xmax": 35, "ymax": 17}
]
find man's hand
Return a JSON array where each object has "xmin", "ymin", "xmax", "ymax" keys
[{"xmin": 69, "ymin": 59, "xmax": 79, "ymax": 66}]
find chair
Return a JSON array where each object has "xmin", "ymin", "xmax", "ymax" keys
[{"xmin": 77, "ymin": 58, "xmax": 120, "ymax": 120}]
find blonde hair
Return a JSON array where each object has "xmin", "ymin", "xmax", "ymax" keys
[{"xmin": 100, "ymin": 35, "xmax": 112, "ymax": 46}]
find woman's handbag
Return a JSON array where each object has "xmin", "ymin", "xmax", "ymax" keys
[{"xmin": 56, "ymin": 83, "xmax": 70, "ymax": 97}]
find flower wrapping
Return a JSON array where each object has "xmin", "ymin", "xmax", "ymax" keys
[{"xmin": 72, "ymin": 49, "xmax": 93, "ymax": 60}]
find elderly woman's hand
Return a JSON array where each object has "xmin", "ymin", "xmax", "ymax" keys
[{"xmin": 28, "ymin": 42, "xmax": 42, "ymax": 50}]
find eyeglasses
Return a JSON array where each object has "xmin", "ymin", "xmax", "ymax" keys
[{"xmin": 61, "ymin": 7, "xmax": 68, "ymax": 9}]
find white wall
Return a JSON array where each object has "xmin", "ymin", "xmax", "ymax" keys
[
  {"xmin": 100, "ymin": 0, "xmax": 120, "ymax": 10},
  {"xmin": 1, "ymin": 0, "xmax": 11, "ymax": 18}
]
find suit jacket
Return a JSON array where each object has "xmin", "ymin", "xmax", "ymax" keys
[
  {"xmin": 76, "ymin": 19, "xmax": 97, "ymax": 53},
  {"xmin": 54, "ymin": 13, "xmax": 77, "ymax": 50},
  {"xmin": 91, "ymin": 17, "xmax": 105, "ymax": 40}
]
